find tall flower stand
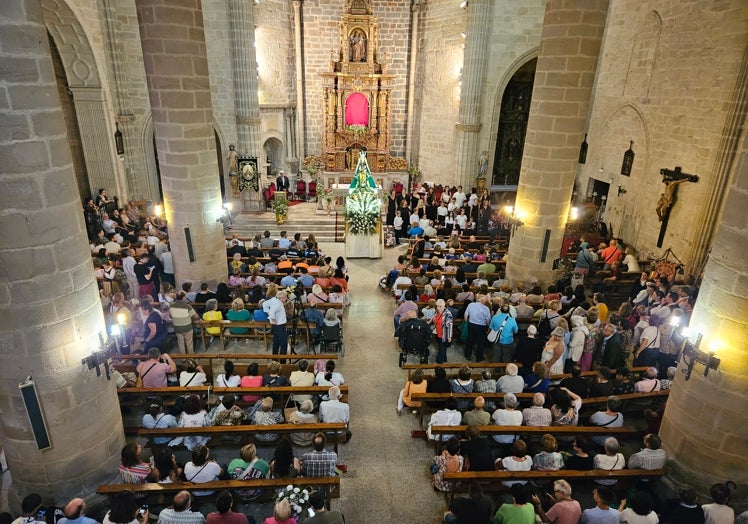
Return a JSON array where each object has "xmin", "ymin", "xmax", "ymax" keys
[{"xmin": 345, "ymin": 220, "xmax": 382, "ymax": 259}]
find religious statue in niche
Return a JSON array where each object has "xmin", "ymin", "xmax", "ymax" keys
[
  {"xmin": 226, "ymin": 144, "xmax": 240, "ymax": 197},
  {"xmin": 349, "ymin": 30, "xmax": 367, "ymax": 62}
]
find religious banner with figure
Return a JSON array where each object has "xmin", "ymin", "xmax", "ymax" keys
[
  {"xmin": 238, "ymin": 156, "xmax": 259, "ymax": 192},
  {"xmin": 345, "ymin": 151, "xmax": 382, "ymax": 258}
]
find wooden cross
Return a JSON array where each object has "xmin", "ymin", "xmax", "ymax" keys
[{"xmin": 656, "ymin": 166, "xmax": 699, "ymax": 247}]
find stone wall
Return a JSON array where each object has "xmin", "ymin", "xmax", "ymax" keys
[
  {"xmin": 255, "ymin": 0, "xmax": 295, "ymax": 107},
  {"xmin": 577, "ymin": 0, "xmax": 747, "ymax": 264},
  {"xmin": 301, "ymin": 0, "xmax": 411, "ymax": 159},
  {"xmin": 203, "ymin": 0, "xmax": 236, "ymax": 154}
]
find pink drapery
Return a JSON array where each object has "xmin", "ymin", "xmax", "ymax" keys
[{"xmin": 344, "ymin": 92, "xmax": 369, "ymax": 126}]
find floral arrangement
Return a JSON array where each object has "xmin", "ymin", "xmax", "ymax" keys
[
  {"xmin": 276, "ymin": 484, "xmax": 311, "ymax": 517},
  {"xmin": 346, "ymin": 190, "xmax": 380, "ymax": 235},
  {"xmin": 320, "ymin": 186, "xmax": 335, "ymax": 203},
  {"xmin": 407, "ymin": 163, "xmax": 422, "ymax": 183},
  {"xmin": 345, "ymin": 124, "xmax": 369, "ymax": 138},
  {"xmin": 272, "ymin": 196, "xmax": 289, "ymax": 218}
]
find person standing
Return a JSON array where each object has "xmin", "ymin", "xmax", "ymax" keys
[
  {"xmin": 464, "ymin": 295, "xmax": 491, "ymax": 362},
  {"xmin": 490, "ymin": 304, "xmax": 519, "ymax": 363},
  {"xmin": 264, "ymin": 290, "xmax": 289, "ymax": 361},
  {"xmin": 276, "ymin": 170, "xmax": 290, "ymax": 192}
]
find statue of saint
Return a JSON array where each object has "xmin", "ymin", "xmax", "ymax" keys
[
  {"xmin": 349, "ymin": 150, "xmax": 376, "ymax": 192},
  {"xmin": 350, "ymin": 30, "xmax": 367, "ymax": 62},
  {"xmin": 477, "ymin": 150, "xmax": 488, "ymax": 180},
  {"xmin": 226, "ymin": 145, "xmax": 239, "ymax": 197}
]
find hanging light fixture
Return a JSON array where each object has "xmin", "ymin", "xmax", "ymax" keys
[
  {"xmin": 621, "ymin": 140, "xmax": 635, "ymax": 176},
  {"xmin": 114, "ymin": 122, "xmax": 124, "ymax": 156},
  {"xmin": 578, "ymin": 133, "xmax": 588, "ymax": 164}
]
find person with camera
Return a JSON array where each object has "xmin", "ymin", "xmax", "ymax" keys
[
  {"xmin": 264, "ymin": 289, "xmax": 289, "ymax": 361},
  {"xmin": 136, "ymin": 347, "xmax": 176, "ymax": 388}
]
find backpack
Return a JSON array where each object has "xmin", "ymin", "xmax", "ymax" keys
[{"xmin": 538, "ymin": 311, "xmax": 554, "ymax": 339}]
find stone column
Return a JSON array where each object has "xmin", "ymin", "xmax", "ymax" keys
[
  {"xmin": 135, "ymin": 0, "xmax": 226, "ymax": 286},
  {"xmin": 660, "ymin": 141, "xmax": 748, "ymax": 508},
  {"xmin": 0, "ymin": 0, "xmax": 124, "ymax": 508},
  {"xmin": 454, "ymin": 0, "xmax": 490, "ymax": 189},
  {"xmin": 69, "ymin": 87, "xmax": 128, "ymax": 201},
  {"xmin": 228, "ymin": 0, "xmax": 263, "ymax": 212},
  {"xmin": 292, "ymin": 0, "xmax": 305, "ymax": 166},
  {"xmin": 405, "ymin": 0, "xmax": 423, "ymax": 163},
  {"xmin": 506, "ymin": 0, "xmax": 609, "ymax": 284}
]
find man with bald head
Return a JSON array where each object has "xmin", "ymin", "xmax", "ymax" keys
[
  {"xmin": 464, "ymin": 294, "xmax": 491, "ymax": 362},
  {"xmin": 58, "ymin": 498, "xmax": 99, "ymax": 524},
  {"xmin": 157, "ymin": 491, "xmax": 205, "ymax": 524}
]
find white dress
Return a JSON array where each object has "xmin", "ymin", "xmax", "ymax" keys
[
  {"xmin": 177, "ymin": 410, "xmax": 211, "ymax": 450},
  {"xmin": 541, "ymin": 346, "xmax": 565, "ymax": 376}
]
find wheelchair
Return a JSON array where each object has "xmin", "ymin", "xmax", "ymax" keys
[
  {"xmin": 397, "ymin": 321, "xmax": 431, "ymax": 367},
  {"xmin": 318, "ymin": 324, "xmax": 344, "ymax": 355}
]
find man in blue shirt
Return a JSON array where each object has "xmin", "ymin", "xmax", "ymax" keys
[
  {"xmin": 407, "ymin": 222, "xmax": 424, "ymax": 237},
  {"xmin": 464, "ymin": 295, "xmax": 491, "ymax": 361},
  {"xmin": 581, "ymin": 487, "xmax": 619, "ymax": 524}
]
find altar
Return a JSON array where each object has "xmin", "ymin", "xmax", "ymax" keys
[{"xmin": 331, "ymin": 183, "xmax": 383, "ymax": 212}]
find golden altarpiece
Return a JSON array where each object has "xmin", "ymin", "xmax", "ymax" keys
[{"xmin": 316, "ymin": 0, "xmax": 407, "ymax": 177}]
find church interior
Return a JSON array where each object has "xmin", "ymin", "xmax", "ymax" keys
[{"xmin": 0, "ymin": 0, "xmax": 746, "ymax": 522}]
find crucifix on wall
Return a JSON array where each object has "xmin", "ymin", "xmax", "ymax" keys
[{"xmin": 656, "ymin": 166, "xmax": 699, "ymax": 247}]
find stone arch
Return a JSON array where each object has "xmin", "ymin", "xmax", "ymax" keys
[
  {"xmin": 263, "ymin": 136, "xmax": 285, "ymax": 175},
  {"xmin": 596, "ymin": 103, "xmax": 650, "ymax": 247},
  {"xmin": 624, "ymin": 10, "xmax": 662, "ymax": 98},
  {"xmin": 41, "ymin": 0, "xmax": 101, "ymax": 88},
  {"xmin": 140, "ymin": 113, "xmax": 161, "ymax": 201},
  {"xmin": 489, "ymin": 50, "xmax": 539, "ymax": 187}
]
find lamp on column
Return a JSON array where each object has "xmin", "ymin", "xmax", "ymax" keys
[
  {"xmin": 81, "ymin": 330, "xmax": 122, "ymax": 380},
  {"xmin": 114, "ymin": 122, "xmax": 125, "ymax": 157},
  {"xmin": 578, "ymin": 133, "xmax": 588, "ymax": 164},
  {"xmin": 621, "ymin": 140, "xmax": 635, "ymax": 176},
  {"xmin": 679, "ymin": 326, "xmax": 721, "ymax": 381},
  {"xmin": 502, "ymin": 203, "xmax": 524, "ymax": 237}
]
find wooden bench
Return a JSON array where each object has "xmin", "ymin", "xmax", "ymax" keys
[
  {"xmin": 443, "ymin": 469, "xmax": 667, "ymax": 504},
  {"xmin": 137, "ymin": 422, "xmax": 347, "ymax": 452},
  {"xmin": 97, "ymin": 476, "xmax": 341, "ymax": 508},
  {"xmin": 428, "ymin": 425, "xmax": 644, "ymax": 453}
]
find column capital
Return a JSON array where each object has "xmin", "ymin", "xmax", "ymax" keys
[
  {"xmin": 236, "ymin": 116, "xmax": 262, "ymax": 126},
  {"xmin": 412, "ymin": 0, "xmax": 425, "ymax": 12}
]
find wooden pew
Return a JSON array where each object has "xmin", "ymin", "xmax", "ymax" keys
[
  {"xmin": 428, "ymin": 425, "xmax": 644, "ymax": 453},
  {"xmin": 97, "ymin": 476, "xmax": 341, "ymax": 508},
  {"xmin": 138, "ymin": 422, "xmax": 347, "ymax": 452},
  {"xmin": 442, "ymin": 469, "xmax": 667, "ymax": 504}
]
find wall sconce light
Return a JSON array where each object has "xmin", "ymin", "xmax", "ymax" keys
[
  {"xmin": 217, "ymin": 202, "xmax": 233, "ymax": 227},
  {"xmin": 503, "ymin": 204, "xmax": 524, "ymax": 236},
  {"xmin": 153, "ymin": 204, "xmax": 162, "ymax": 216},
  {"xmin": 617, "ymin": 185, "xmax": 627, "ymax": 197},
  {"xmin": 569, "ymin": 206, "xmax": 579, "ymax": 221},
  {"xmin": 114, "ymin": 122, "xmax": 124, "ymax": 157},
  {"xmin": 81, "ymin": 330, "xmax": 123, "ymax": 380},
  {"xmin": 679, "ymin": 327, "xmax": 721, "ymax": 380},
  {"xmin": 460, "ymin": 0, "xmax": 468, "ymax": 8},
  {"xmin": 621, "ymin": 140, "xmax": 635, "ymax": 176},
  {"xmin": 578, "ymin": 133, "xmax": 588, "ymax": 164}
]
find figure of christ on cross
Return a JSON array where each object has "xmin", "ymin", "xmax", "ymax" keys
[{"xmin": 656, "ymin": 166, "xmax": 698, "ymax": 247}]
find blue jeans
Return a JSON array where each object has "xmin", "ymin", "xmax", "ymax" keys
[{"xmin": 437, "ymin": 338, "xmax": 449, "ymax": 364}]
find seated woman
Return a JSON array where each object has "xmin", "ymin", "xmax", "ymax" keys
[
  {"xmin": 396, "ymin": 368, "xmax": 427, "ymax": 415},
  {"xmin": 264, "ymin": 499, "xmax": 295, "ymax": 524},
  {"xmin": 182, "ymin": 445, "xmax": 223, "ymax": 496},
  {"xmin": 252, "ymin": 396, "xmax": 284, "ymax": 442},
  {"xmin": 497, "ymin": 439, "xmax": 532, "ymax": 487},
  {"xmin": 564, "ymin": 435, "xmax": 594, "ymax": 470},
  {"xmin": 307, "ymin": 284, "xmax": 329, "ymax": 306},
  {"xmin": 241, "ymin": 362, "xmax": 263, "ymax": 403},
  {"xmin": 329, "ymin": 268, "xmax": 348, "ymax": 293},
  {"xmin": 593, "ymin": 437, "xmax": 625, "ymax": 486},
  {"xmin": 323, "ymin": 307, "xmax": 341, "ymax": 328},
  {"xmin": 532, "ymin": 433, "xmax": 564, "ymax": 471},
  {"xmin": 152, "ymin": 449, "xmax": 181, "ymax": 484},
  {"xmin": 226, "ymin": 298, "xmax": 252, "ymax": 334},
  {"xmin": 215, "ymin": 283, "xmax": 233, "ymax": 307},
  {"xmin": 431, "ymin": 436, "xmax": 464, "ymax": 492},
  {"xmin": 228, "ymin": 268, "xmax": 245, "ymax": 287},
  {"xmin": 202, "ymin": 298, "xmax": 223, "ymax": 341},
  {"xmin": 328, "ymin": 285, "xmax": 346, "ymax": 316},
  {"xmin": 269, "ymin": 436, "xmax": 301, "ymax": 478},
  {"xmin": 285, "ymin": 399, "xmax": 319, "ymax": 447},
  {"xmin": 175, "ymin": 394, "xmax": 211, "ymax": 451},
  {"xmin": 179, "ymin": 359, "xmax": 207, "ymax": 387},
  {"xmin": 491, "ymin": 393, "xmax": 523, "ymax": 448},
  {"xmin": 459, "ymin": 425, "xmax": 495, "ymax": 471},
  {"xmin": 245, "ymin": 268, "xmax": 266, "ymax": 289},
  {"xmin": 228, "ymin": 252, "xmax": 247, "ymax": 275},
  {"xmin": 228, "ymin": 443, "xmax": 270, "ymax": 501},
  {"xmin": 420, "ymin": 284, "xmax": 436, "ymax": 302},
  {"xmin": 524, "ymin": 362, "xmax": 550, "ymax": 393},
  {"xmin": 215, "ymin": 360, "xmax": 242, "ymax": 389},
  {"xmin": 117, "ymin": 442, "xmax": 154, "ymax": 484},
  {"xmin": 142, "ymin": 401, "xmax": 177, "ymax": 446},
  {"xmin": 262, "ymin": 361, "xmax": 290, "ymax": 387},
  {"xmin": 549, "ymin": 386, "xmax": 582, "ymax": 426},
  {"xmin": 450, "ymin": 365, "xmax": 475, "ymax": 411}
]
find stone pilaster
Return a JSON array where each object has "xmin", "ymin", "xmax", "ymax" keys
[
  {"xmin": 0, "ymin": 0, "xmax": 124, "ymax": 508},
  {"xmin": 135, "ymin": 0, "xmax": 226, "ymax": 286},
  {"xmin": 660, "ymin": 140, "xmax": 748, "ymax": 508},
  {"xmin": 454, "ymin": 0, "xmax": 490, "ymax": 189},
  {"xmin": 506, "ymin": 0, "xmax": 609, "ymax": 284},
  {"xmin": 293, "ymin": 0, "xmax": 305, "ymax": 165},
  {"xmin": 228, "ymin": 0, "xmax": 263, "ymax": 211},
  {"xmin": 69, "ymin": 87, "xmax": 127, "ymax": 201},
  {"xmin": 405, "ymin": 0, "xmax": 423, "ymax": 164}
]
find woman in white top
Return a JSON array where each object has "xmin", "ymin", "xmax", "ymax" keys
[
  {"xmin": 179, "ymin": 360, "xmax": 207, "ymax": 387},
  {"xmin": 142, "ymin": 402, "xmax": 177, "ymax": 445},
  {"xmin": 702, "ymin": 483, "xmax": 735, "ymax": 524},
  {"xmin": 619, "ymin": 491, "xmax": 659, "ymax": 524},
  {"xmin": 455, "ymin": 209, "xmax": 468, "ymax": 230},
  {"xmin": 175, "ymin": 394, "xmax": 211, "ymax": 451},
  {"xmin": 183, "ymin": 444, "xmax": 223, "ymax": 496},
  {"xmin": 497, "ymin": 439, "xmax": 532, "ymax": 487},
  {"xmin": 491, "ymin": 393, "xmax": 523, "ymax": 444},
  {"xmin": 623, "ymin": 246, "xmax": 640, "ymax": 272}
]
